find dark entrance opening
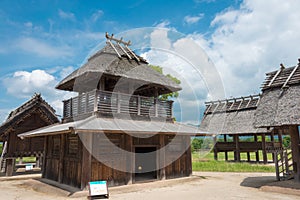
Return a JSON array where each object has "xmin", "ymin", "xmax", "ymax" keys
[{"xmin": 135, "ymin": 147, "xmax": 157, "ymax": 182}]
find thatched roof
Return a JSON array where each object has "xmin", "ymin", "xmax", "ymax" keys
[
  {"xmin": 56, "ymin": 37, "xmax": 181, "ymax": 94},
  {"xmin": 200, "ymin": 95, "xmax": 271, "ymax": 135},
  {"xmin": 0, "ymin": 93, "xmax": 59, "ymax": 138},
  {"xmin": 254, "ymin": 60, "xmax": 300, "ymax": 127}
]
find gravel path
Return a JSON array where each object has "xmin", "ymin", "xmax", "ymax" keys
[{"xmin": 0, "ymin": 172, "xmax": 300, "ymax": 200}]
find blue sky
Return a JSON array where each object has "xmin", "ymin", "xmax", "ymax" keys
[{"xmin": 1, "ymin": 0, "xmax": 300, "ymax": 124}]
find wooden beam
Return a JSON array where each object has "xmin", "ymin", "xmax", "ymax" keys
[
  {"xmin": 159, "ymin": 135, "xmax": 166, "ymax": 180},
  {"xmin": 224, "ymin": 135, "xmax": 228, "ymax": 161},
  {"xmin": 125, "ymin": 134, "xmax": 133, "ymax": 184},
  {"xmin": 58, "ymin": 134, "xmax": 66, "ymax": 183},
  {"xmin": 213, "ymin": 136, "xmax": 218, "ymax": 160},
  {"xmin": 290, "ymin": 126, "xmax": 300, "ymax": 182},
  {"xmin": 234, "ymin": 135, "xmax": 240, "ymax": 162},
  {"xmin": 81, "ymin": 133, "xmax": 92, "ymax": 189},
  {"xmin": 254, "ymin": 134, "xmax": 259, "ymax": 162},
  {"xmin": 186, "ymin": 136, "xmax": 192, "ymax": 176},
  {"xmin": 271, "ymin": 132, "xmax": 275, "ymax": 162},
  {"xmin": 262, "ymin": 134, "xmax": 267, "ymax": 164},
  {"xmin": 42, "ymin": 136, "xmax": 48, "ymax": 178}
]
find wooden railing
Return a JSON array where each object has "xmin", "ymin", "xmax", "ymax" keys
[{"xmin": 63, "ymin": 90, "xmax": 173, "ymax": 120}]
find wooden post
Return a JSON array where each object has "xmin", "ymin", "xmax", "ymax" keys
[
  {"xmin": 125, "ymin": 134, "xmax": 133, "ymax": 184},
  {"xmin": 159, "ymin": 135, "xmax": 166, "ymax": 180},
  {"xmin": 81, "ymin": 133, "xmax": 92, "ymax": 189},
  {"xmin": 117, "ymin": 92, "xmax": 121, "ymax": 113},
  {"xmin": 213, "ymin": 136, "xmax": 218, "ymax": 160},
  {"xmin": 5, "ymin": 158, "xmax": 15, "ymax": 176},
  {"xmin": 137, "ymin": 96, "xmax": 141, "ymax": 116},
  {"xmin": 93, "ymin": 90, "xmax": 98, "ymax": 112},
  {"xmin": 224, "ymin": 134, "xmax": 228, "ymax": 161},
  {"xmin": 289, "ymin": 125, "xmax": 300, "ymax": 182},
  {"xmin": 154, "ymin": 98, "xmax": 158, "ymax": 117},
  {"xmin": 254, "ymin": 134, "xmax": 259, "ymax": 162},
  {"xmin": 186, "ymin": 136, "xmax": 192, "ymax": 176},
  {"xmin": 58, "ymin": 134, "xmax": 66, "ymax": 183},
  {"xmin": 234, "ymin": 135, "xmax": 240, "ymax": 162},
  {"xmin": 247, "ymin": 152, "xmax": 251, "ymax": 162},
  {"xmin": 262, "ymin": 134, "xmax": 268, "ymax": 164},
  {"xmin": 42, "ymin": 136, "xmax": 48, "ymax": 178},
  {"xmin": 271, "ymin": 132, "xmax": 275, "ymax": 162}
]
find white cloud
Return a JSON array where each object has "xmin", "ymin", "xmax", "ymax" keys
[
  {"xmin": 91, "ymin": 10, "xmax": 104, "ymax": 22},
  {"xmin": 184, "ymin": 14, "xmax": 204, "ymax": 25},
  {"xmin": 154, "ymin": 20, "xmax": 171, "ymax": 28},
  {"xmin": 58, "ymin": 9, "xmax": 76, "ymax": 21},
  {"xmin": 2, "ymin": 68, "xmax": 76, "ymax": 119},
  {"xmin": 191, "ymin": 0, "xmax": 300, "ymax": 98},
  {"xmin": 16, "ymin": 37, "xmax": 73, "ymax": 58}
]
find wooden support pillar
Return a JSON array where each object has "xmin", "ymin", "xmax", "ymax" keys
[
  {"xmin": 81, "ymin": 133, "xmax": 92, "ymax": 189},
  {"xmin": 58, "ymin": 134, "xmax": 66, "ymax": 183},
  {"xmin": 159, "ymin": 135, "xmax": 166, "ymax": 180},
  {"xmin": 289, "ymin": 126, "xmax": 300, "ymax": 182},
  {"xmin": 254, "ymin": 134, "xmax": 259, "ymax": 162},
  {"xmin": 224, "ymin": 134, "xmax": 228, "ymax": 161},
  {"xmin": 247, "ymin": 152, "xmax": 251, "ymax": 162},
  {"xmin": 5, "ymin": 158, "xmax": 15, "ymax": 176},
  {"xmin": 18, "ymin": 157, "xmax": 23, "ymax": 164},
  {"xmin": 234, "ymin": 135, "xmax": 240, "ymax": 162},
  {"xmin": 262, "ymin": 134, "xmax": 268, "ymax": 164},
  {"xmin": 213, "ymin": 136, "xmax": 218, "ymax": 160},
  {"xmin": 186, "ymin": 136, "xmax": 192, "ymax": 176},
  {"xmin": 125, "ymin": 134, "xmax": 133, "ymax": 184},
  {"xmin": 278, "ymin": 131, "xmax": 283, "ymax": 148},
  {"xmin": 271, "ymin": 132, "xmax": 275, "ymax": 162},
  {"xmin": 42, "ymin": 136, "xmax": 48, "ymax": 178}
]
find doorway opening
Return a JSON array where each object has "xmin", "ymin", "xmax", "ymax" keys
[{"xmin": 135, "ymin": 147, "xmax": 157, "ymax": 182}]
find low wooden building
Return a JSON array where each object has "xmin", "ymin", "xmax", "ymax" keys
[
  {"xmin": 200, "ymin": 94, "xmax": 284, "ymax": 163},
  {"xmin": 19, "ymin": 34, "xmax": 205, "ymax": 189},
  {"xmin": 254, "ymin": 61, "xmax": 300, "ymax": 181},
  {"xmin": 0, "ymin": 93, "xmax": 59, "ymax": 176}
]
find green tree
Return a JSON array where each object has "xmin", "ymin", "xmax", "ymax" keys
[
  {"xmin": 283, "ymin": 136, "xmax": 291, "ymax": 148},
  {"xmin": 150, "ymin": 65, "xmax": 181, "ymax": 100},
  {"xmin": 191, "ymin": 138, "xmax": 203, "ymax": 152}
]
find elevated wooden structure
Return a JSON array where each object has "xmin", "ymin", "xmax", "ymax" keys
[
  {"xmin": 254, "ymin": 59, "xmax": 300, "ymax": 181},
  {"xmin": 0, "ymin": 93, "xmax": 59, "ymax": 176},
  {"xmin": 19, "ymin": 34, "xmax": 205, "ymax": 189},
  {"xmin": 201, "ymin": 94, "xmax": 285, "ymax": 163}
]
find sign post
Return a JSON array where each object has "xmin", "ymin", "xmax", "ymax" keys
[{"xmin": 88, "ymin": 180, "xmax": 109, "ymax": 199}]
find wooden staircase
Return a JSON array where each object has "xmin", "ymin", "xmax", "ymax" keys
[{"xmin": 275, "ymin": 149, "xmax": 294, "ymax": 181}]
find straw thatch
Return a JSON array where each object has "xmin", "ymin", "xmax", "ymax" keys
[
  {"xmin": 56, "ymin": 43, "xmax": 181, "ymax": 94},
  {"xmin": 254, "ymin": 62, "xmax": 300, "ymax": 127},
  {"xmin": 0, "ymin": 93, "xmax": 59, "ymax": 139},
  {"xmin": 200, "ymin": 95, "xmax": 270, "ymax": 135}
]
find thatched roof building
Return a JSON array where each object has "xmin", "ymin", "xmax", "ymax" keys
[
  {"xmin": 254, "ymin": 61, "xmax": 300, "ymax": 127},
  {"xmin": 201, "ymin": 94, "xmax": 270, "ymax": 135},
  {"xmin": 0, "ymin": 93, "xmax": 59, "ymax": 176},
  {"xmin": 56, "ymin": 37, "xmax": 181, "ymax": 96}
]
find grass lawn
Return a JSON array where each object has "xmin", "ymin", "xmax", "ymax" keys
[{"xmin": 192, "ymin": 151, "xmax": 275, "ymax": 173}]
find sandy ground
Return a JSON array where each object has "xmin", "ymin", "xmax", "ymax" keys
[{"xmin": 1, "ymin": 172, "xmax": 300, "ymax": 200}]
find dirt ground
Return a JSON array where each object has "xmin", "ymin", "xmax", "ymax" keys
[{"xmin": 0, "ymin": 172, "xmax": 300, "ymax": 200}]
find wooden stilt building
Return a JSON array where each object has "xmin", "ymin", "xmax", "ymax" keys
[
  {"xmin": 200, "ymin": 94, "xmax": 285, "ymax": 163},
  {"xmin": 254, "ymin": 60, "xmax": 300, "ymax": 181},
  {"xmin": 19, "ymin": 34, "xmax": 205, "ymax": 189},
  {"xmin": 0, "ymin": 93, "xmax": 59, "ymax": 176}
]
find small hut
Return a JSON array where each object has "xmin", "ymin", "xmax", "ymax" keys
[
  {"xmin": 0, "ymin": 93, "xmax": 59, "ymax": 176},
  {"xmin": 19, "ymin": 34, "xmax": 205, "ymax": 189},
  {"xmin": 200, "ymin": 94, "xmax": 284, "ymax": 163},
  {"xmin": 254, "ymin": 60, "xmax": 300, "ymax": 181}
]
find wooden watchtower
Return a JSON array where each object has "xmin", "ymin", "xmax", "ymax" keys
[{"xmin": 19, "ymin": 34, "xmax": 205, "ymax": 189}]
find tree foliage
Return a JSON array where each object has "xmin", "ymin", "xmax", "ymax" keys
[{"xmin": 149, "ymin": 65, "xmax": 181, "ymax": 100}]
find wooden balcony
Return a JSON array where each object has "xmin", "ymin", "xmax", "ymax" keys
[{"xmin": 62, "ymin": 90, "xmax": 173, "ymax": 122}]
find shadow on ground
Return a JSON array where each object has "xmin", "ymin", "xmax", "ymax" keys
[{"xmin": 240, "ymin": 176, "xmax": 276, "ymax": 188}]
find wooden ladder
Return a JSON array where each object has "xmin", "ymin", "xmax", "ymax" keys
[
  {"xmin": 275, "ymin": 149, "xmax": 294, "ymax": 181},
  {"xmin": 0, "ymin": 158, "xmax": 6, "ymax": 173}
]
